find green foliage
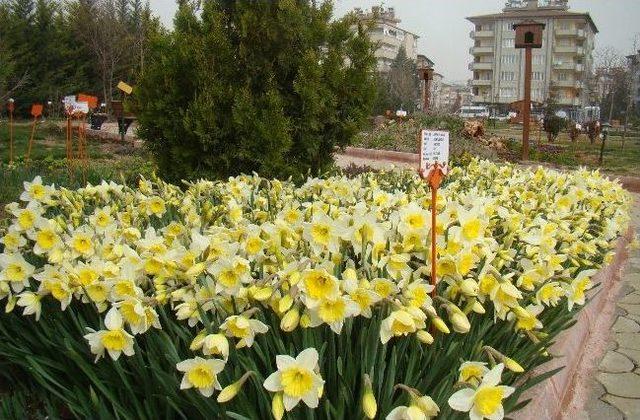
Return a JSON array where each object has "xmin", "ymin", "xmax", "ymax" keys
[
  {"xmin": 373, "ymin": 47, "xmax": 420, "ymax": 114},
  {"xmin": 543, "ymin": 116, "xmax": 566, "ymax": 143},
  {"xmin": 0, "ymin": 285, "xmax": 581, "ymax": 419},
  {"xmin": 135, "ymin": 1, "xmax": 377, "ymax": 182}
]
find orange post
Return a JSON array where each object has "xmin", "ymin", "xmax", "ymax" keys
[
  {"xmin": 426, "ymin": 163, "xmax": 444, "ymax": 298},
  {"xmin": 26, "ymin": 116, "xmax": 37, "ymax": 161}
]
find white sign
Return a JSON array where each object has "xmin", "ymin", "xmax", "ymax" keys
[
  {"xmin": 419, "ymin": 130, "xmax": 450, "ymax": 175},
  {"xmin": 74, "ymin": 101, "xmax": 89, "ymax": 114},
  {"xmin": 63, "ymin": 95, "xmax": 76, "ymax": 106}
]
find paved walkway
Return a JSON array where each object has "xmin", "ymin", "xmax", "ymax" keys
[{"xmin": 583, "ymin": 195, "xmax": 640, "ymax": 419}]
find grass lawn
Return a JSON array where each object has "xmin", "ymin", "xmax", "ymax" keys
[
  {"xmin": 0, "ymin": 120, "xmax": 155, "ymax": 219},
  {"xmin": 486, "ymin": 124, "xmax": 640, "ymax": 176}
]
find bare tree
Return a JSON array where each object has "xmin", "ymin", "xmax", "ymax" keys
[
  {"xmin": 594, "ymin": 47, "xmax": 627, "ymax": 123},
  {"xmin": 69, "ymin": 0, "xmax": 133, "ymax": 109}
]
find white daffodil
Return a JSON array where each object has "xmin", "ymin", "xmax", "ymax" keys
[
  {"xmin": 176, "ymin": 357, "xmax": 225, "ymax": 397},
  {"xmin": 380, "ymin": 307, "xmax": 426, "ymax": 344},
  {"xmin": 387, "ymin": 395, "xmax": 440, "ymax": 420},
  {"xmin": 16, "ymin": 291, "xmax": 42, "ymax": 321},
  {"xmin": 0, "ymin": 252, "xmax": 35, "ymax": 293},
  {"xmin": 448, "ymin": 363, "xmax": 514, "ymax": 420},
  {"xmin": 263, "ymin": 348, "xmax": 325, "ymax": 411},
  {"xmin": 220, "ymin": 315, "xmax": 268, "ymax": 348},
  {"xmin": 83, "ymin": 307, "xmax": 135, "ymax": 361}
]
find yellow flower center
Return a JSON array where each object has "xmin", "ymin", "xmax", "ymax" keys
[
  {"xmin": 96, "ymin": 212, "xmax": 110, "ymax": 227},
  {"xmin": 227, "ymin": 318, "xmax": 250, "ymax": 338},
  {"xmin": 37, "ymin": 230, "xmax": 56, "ymax": 249},
  {"xmin": 73, "ymin": 236, "xmax": 92, "ymax": 254},
  {"xmin": 474, "ymin": 386, "xmax": 504, "ymax": 416},
  {"xmin": 6, "ymin": 263, "xmax": 25, "ymax": 282},
  {"xmin": 318, "ymin": 299, "xmax": 346, "ymax": 323},
  {"xmin": 219, "ymin": 269, "xmax": 239, "ymax": 288},
  {"xmin": 30, "ymin": 184, "xmax": 45, "ymax": 199},
  {"xmin": 311, "ymin": 223, "xmax": 330, "ymax": 245},
  {"xmin": 304, "ymin": 271, "xmax": 336, "ymax": 300},
  {"xmin": 461, "ymin": 365, "xmax": 484, "ymax": 383},
  {"xmin": 281, "ymin": 367, "xmax": 314, "ymax": 397},
  {"xmin": 462, "ymin": 219, "xmax": 482, "ymax": 241},
  {"xmin": 406, "ymin": 213, "xmax": 425, "ymax": 229},
  {"xmin": 101, "ymin": 330, "xmax": 127, "ymax": 351},
  {"xmin": 187, "ymin": 365, "xmax": 215, "ymax": 389},
  {"xmin": 18, "ymin": 211, "xmax": 35, "ymax": 229}
]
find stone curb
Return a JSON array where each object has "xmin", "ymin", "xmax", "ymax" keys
[
  {"xmin": 340, "ymin": 147, "xmax": 640, "ymax": 193},
  {"xmin": 514, "ymin": 228, "xmax": 633, "ymax": 420}
]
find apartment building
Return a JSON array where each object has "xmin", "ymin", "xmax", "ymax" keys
[
  {"xmin": 467, "ymin": 0, "xmax": 597, "ymax": 111},
  {"xmin": 627, "ymin": 50, "xmax": 640, "ymax": 112},
  {"xmin": 354, "ymin": 6, "xmax": 420, "ymax": 72}
]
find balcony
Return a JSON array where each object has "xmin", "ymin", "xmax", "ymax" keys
[
  {"xmin": 469, "ymin": 62, "xmax": 493, "ymax": 70},
  {"xmin": 555, "ymin": 28, "xmax": 586, "ymax": 38},
  {"xmin": 471, "ymin": 79, "xmax": 492, "ymax": 86},
  {"xmin": 553, "ymin": 62, "xmax": 584, "ymax": 72},
  {"xmin": 553, "ymin": 80, "xmax": 583, "ymax": 89},
  {"xmin": 554, "ymin": 45, "xmax": 584, "ymax": 55},
  {"xmin": 470, "ymin": 30, "xmax": 495, "ymax": 38},
  {"xmin": 470, "ymin": 46, "xmax": 494, "ymax": 55}
]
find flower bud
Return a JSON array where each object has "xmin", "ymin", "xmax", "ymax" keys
[
  {"xmin": 417, "ymin": 330, "xmax": 434, "ymax": 345},
  {"xmin": 504, "ymin": 357, "xmax": 525, "ymax": 373},
  {"xmin": 299, "ymin": 312, "xmax": 311, "ymax": 328},
  {"xmin": 472, "ymin": 301, "xmax": 485, "ymax": 314},
  {"xmin": 272, "ymin": 392, "xmax": 284, "ymax": 420},
  {"xmin": 459, "ymin": 279, "xmax": 478, "ymax": 296},
  {"xmin": 449, "ymin": 310, "xmax": 470, "ymax": 334},
  {"xmin": 362, "ymin": 374, "xmax": 377, "ymax": 419},
  {"xmin": 217, "ymin": 372, "xmax": 254, "ymax": 403},
  {"xmin": 280, "ymin": 307, "xmax": 300, "ymax": 332},
  {"xmin": 432, "ymin": 317, "xmax": 450, "ymax": 334}
]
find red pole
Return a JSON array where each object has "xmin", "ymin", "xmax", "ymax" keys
[
  {"xmin": 427, "ymin": 163, "xmax": 443, "ymax": 298},
  {"xmin": 522, "ymin": 47, "xmax": 532, "ymax": 161}
]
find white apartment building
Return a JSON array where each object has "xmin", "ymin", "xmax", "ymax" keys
[
  {"xmin": 467, "ymin": 0, "xmax": 597, "ymax": 111},
  {"xmin": 354, "ymin": 6, "xmax": 420, "ymax": 72}
]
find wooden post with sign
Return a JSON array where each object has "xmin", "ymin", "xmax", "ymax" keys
[
  {"xmin": 513, "ymin": 21, "xmax": 545, "ymax": 161},
  {"xmin": 418, "ymin": 130, "xmax": 449, "ymax": 299},
  {"xmin": 26, "ymin": 104, "xmax": 43, "ymax": 161}
]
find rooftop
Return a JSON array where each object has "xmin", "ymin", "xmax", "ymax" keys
[{"xmin": 467, "ymin": 0, "xmax": 598, "ymax": 33}]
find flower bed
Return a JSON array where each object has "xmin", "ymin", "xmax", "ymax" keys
[{"xmin": 0, "ymin": 160, "xmax": 631, "ymax": 419}]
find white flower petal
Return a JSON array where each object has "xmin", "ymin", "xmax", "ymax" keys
[
  {"xmin": 276, "ymin": 355, "xmax": 296, "ymax": 371},
  {"xmin": 448, "ymin": 388, "xmax": 475, "ymax": 412},
  {"xmin": 482, "ymin": 363, "xmax": 504, "ymax": 387},
  {"xmin": 263, "ymin": 371, "xmax": 283, "ymax": 392},
  {"xmin": 296, "ymin": 347, "xmax": 319, "ymax": 369}
]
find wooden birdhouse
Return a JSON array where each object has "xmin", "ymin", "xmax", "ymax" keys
[{"xmin": 513, "ymin": 21, "xmax": 545, "ymax": 49}]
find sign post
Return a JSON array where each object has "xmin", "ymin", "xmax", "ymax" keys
[
  {"xmin": 513, "ymin": 21, "xmax": 545, "ymax": 161},
  {"xmin": 419, "ymin": 130, "xmax": 449, "ymax": 299},
  {"xmin": 26, "ymin": 104, "xmax": 43, "ymax": 161}
]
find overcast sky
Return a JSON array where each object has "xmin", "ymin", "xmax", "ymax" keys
[{"xmin": 150, "ymin": 0, "xmax": 640, "ymax": 82}]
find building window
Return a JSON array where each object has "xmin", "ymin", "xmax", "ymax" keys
[
  {"xmin": 557, "ymin": 72, "xmax": 568, "ymax": 81},
  {"xmin": 500, "ymin": 87, "xmax": 515, "ymax": 98},
  {"xmin": 533, "ymin": 88, "xmax": 544, "ymax": 99},
  {"xmin": 501, "ymin": 55, "xmax": 516, "ymax": 64},
  {"xmin": 502, "ymin": 38, "xmax": 514, "ymax": 48},
  {"xmin": 533, "ymin": 55, "xmax": 545, "ymax": 65},
  {"xmin": 503, "ymin": 21, "xmax": 513, "ymax": 31},
  {"xmin": 532, "ymin": 72, "xmax": 545, "ymax": 81},
  {"xmin": 501, "ymin": 71, "xmax": 515, "ymax": 81}
]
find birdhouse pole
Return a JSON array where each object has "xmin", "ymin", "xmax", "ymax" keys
[{"xmin": 513, "ymin": 20, "xmax": 545, "ymax": 161}]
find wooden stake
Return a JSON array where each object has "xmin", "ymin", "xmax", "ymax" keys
[
  {"xmin": 26, "ymin": 115, "xmax": 38, "ymax": 161},
  {"xmin": 427, "ymin": 162, "xmax": 444, "ymax": 299}
]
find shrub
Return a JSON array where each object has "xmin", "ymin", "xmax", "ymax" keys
[
  {"xmin": 543, "ymin": 115, "xmax": 566, "ymax": 142},
  {"xmin": 0, "ymin": 161, "xmax": 630, "ymax": 419},
  {"xmin": 135, "ymin": 1, "xmax": 377, "ymax": 183}
]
